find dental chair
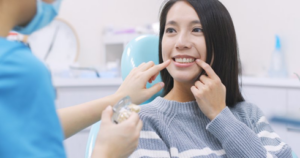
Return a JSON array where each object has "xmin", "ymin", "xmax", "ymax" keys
[
  {"xmin": 84, "ymin": 35, "xmax": 162, "ymax": 158},
  {"xmin": 84, "ymin": 35, "xmax": 298, "ymax": 158}
]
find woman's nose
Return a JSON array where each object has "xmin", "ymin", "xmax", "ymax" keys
[{"xmin": 175, "ymin": 34, "xmax": 192, "ymax": 50}]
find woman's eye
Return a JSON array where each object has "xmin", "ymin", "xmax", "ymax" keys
[
  {"xmin": 166, "ymin": 28, "xmax": 176, "ymax": 33},
  {"xmin": 193, "ymin": 28, "xmax": 203, "ymax": 32}
]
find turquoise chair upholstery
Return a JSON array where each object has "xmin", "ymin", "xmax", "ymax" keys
[
  {"xmin": 293, "ymin": 152, "xmax": 298, "ymax": 158},
  {"xmin": 121, "ymin": 35, "xmax": 163, "ymax": 103},
  {"xmin": 85, "ymin": 35, "xmax": 161, "ymax": 158}
]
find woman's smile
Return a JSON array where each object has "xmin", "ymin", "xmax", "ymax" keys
[{"xmin": 172, "ymin": 55, "xmax": 198, "ymax": 68}]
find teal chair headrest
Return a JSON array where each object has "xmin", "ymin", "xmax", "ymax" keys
[{"xmin": 121, "ymin": 35, "xmax": 162, "ymax": 104}]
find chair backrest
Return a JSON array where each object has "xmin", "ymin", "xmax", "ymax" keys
[
  {"xmin": 85, "ymin": 35, "xmax": 160, "ymax": 158},
  {"xmin": 121, "ymin": 35, "xmax": 161, "ymax": 104},
  {"xmin": 293, "ymin": 152, "xmax": 298, "ymax": 158}
]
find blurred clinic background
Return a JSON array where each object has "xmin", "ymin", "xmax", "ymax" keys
[
  {"xmin": 8, "ymin": 0, "xmax": 300, "ymax": 157},
  {"xmin": 57, "ymin": 0, "xmax": 300, "ymax": 78}
]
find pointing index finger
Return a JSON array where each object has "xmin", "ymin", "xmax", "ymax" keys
[
  {"xmin": 144, "ymin": 60, "xmax": 171, "ymax": 79},
  {"xmin": 195, "ymin": 59, "xmax": 217, "ymax": 79}
]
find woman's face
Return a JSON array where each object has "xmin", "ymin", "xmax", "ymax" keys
[{"xmin": 162, "ymin": 1, "xmax": 207, "ymax": 83}]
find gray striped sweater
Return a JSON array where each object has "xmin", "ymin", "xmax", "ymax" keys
[{"xmin": 129, "ymin": 97, "xmax": 292, "ymax": 158}]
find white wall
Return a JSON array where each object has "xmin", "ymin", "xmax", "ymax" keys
[
  {"xmin": 58, "ymin": 0, "xmax": 300, "ymax": 77},
  {"xmin": 220, "ymin": 0, "xmax": 300, "ymax": 77},
  {"xmin": 57, "ymin": 0, "xmax": 164, "ymax": 68}
]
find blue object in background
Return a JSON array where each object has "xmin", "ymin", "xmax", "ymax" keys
[
  {"xmin": 121, "ymin": 35, "xmax": 162, "ymax": 104},
  {"xmin": 85, "ymin": 121, "xmax": 101, "ymax": 158},
  {"xmin": 270, "ymin": 115, "xmax": 300, "ymax": 127},
  {"xmin": 268, "ymin": 35, "xmax": 288, "ymax": 78},
  {"xmin": 293, "ymin": 152, "xmax": 299, "ymax": 158},
  {"xmin": 85, "ymin": 35, "xmax": 161, "ymax": 158}
]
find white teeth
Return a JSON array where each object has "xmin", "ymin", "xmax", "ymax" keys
[{"xmin": 175, "ymin": 58, "xmax": 195, "ymax": 63}]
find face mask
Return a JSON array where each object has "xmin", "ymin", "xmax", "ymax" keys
[{"xmin": 13, "ymin": 0, "xmax": 62, "ymax": 35}]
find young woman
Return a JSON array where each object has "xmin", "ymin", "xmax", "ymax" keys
[{"xmin": 130, "ymin": 0, "xmax": 292, "ymax": 157}]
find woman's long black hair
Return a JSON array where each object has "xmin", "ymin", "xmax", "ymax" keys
[{"xmin": 159, "ymin": 0, "xmax": 244, "ymax": 107}]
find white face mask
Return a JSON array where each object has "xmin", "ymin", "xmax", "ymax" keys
[{"xmin": 13, "ymin": 0, "xmax": 62, "ymax": 35}]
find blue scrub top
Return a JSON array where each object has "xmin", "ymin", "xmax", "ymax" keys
[{"xmin": 0, "ymin": 37, "xmax": 66, "ymax": 158}]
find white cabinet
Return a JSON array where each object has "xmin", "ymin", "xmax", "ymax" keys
[
  {"xmin": 287, "ymin": 89, "xmax": 300, "ymax": 119},
  {"xmin": 54, "ymin": 78, "xmax": 122, "ymax": 158},
  {"xmin": 241, "ymin": 86, "xmax": 287, "ymax": 116},
  {"xmin": 286, "ymin": 89, "xmax": 300, "ymax": 155},
  {"xmin": 241, "ymin": 86, "xmax": 289, "ymax": 143},
  {"xmin": 241, "ymin": 77, "xmax": 300, "ymax": 156}
]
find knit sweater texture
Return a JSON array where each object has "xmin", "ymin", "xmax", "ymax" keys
[{"xmin": 129, "ymin": 97, "xmax": 292, "ymax": 158}]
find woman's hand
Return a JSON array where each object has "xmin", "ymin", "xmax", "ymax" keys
[
  {"xmin": 116, "ymin": 60, "xmax": 171, "ymax": 105},
  {"xmin": 92, "ymin": 106, "xmax": 143, "ymax": 158},
  {"xmin": 191, "ymin": 59, "xmax": 226, "ymax": 120}
]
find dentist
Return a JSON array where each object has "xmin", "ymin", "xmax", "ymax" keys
[{"xmin": 0, "ymin": 0, "xmax": 170, "ymax": 157}]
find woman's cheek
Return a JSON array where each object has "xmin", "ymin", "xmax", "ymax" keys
[{"xmin": 162, "ymin": 45, "xmax": 172, "ymax": 60}]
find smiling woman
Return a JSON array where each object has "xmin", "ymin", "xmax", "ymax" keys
[
  {"xmin": 129, "ymin": 0, "xmax": 293, "ymax": 158},
  {"xmin": 161, "ymin": 1, "xmax": 207, "ymax": 98},
  {"xmin": 159, "ymin": 0, "xmax": 243, "ymax": 106}
]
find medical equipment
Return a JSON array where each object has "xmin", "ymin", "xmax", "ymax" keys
[
  {"xmin": 28, "ymin": 18, "xmax": 79, "ymax": 67},
  {"xmin": 112, "ymin": 96, "xmax": 140, "ymax": 124},
  {"xmin": 268, "ymin": 35, "xmax": 288, "ymax": 78}
]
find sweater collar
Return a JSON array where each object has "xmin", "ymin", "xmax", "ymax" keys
[{"xmin": 150, "ymin": 96, "xmax": 205, "ymax": 115}]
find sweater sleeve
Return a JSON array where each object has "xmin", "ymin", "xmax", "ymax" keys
[
  {"xmin": 206, "ymin": 106, "xmax": 292, "ymax": 158},
  {"xmin": 129, "ymin": 110, "xmax": 171, "ymax": 158}
]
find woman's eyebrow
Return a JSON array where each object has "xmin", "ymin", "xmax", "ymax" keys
[
  {"xmin": 166, "ymin": 20, "xmax": 202, "ymax": 26},
  {"xmin": 166, "ymin": 20, "xmax": 178, "ymax": 26},
  {"xmin": 190, "ymin": 20, "xmax": 202, "ymax": 25}
]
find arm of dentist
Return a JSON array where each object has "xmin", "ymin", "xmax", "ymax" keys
[{"xmin": 57, "ymin": 60, "xmax": 171, "ymax": 139}]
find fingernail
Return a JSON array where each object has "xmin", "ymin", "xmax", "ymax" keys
[
  {"xmin": 106, "ymin": 106, "xmax": 112, "ymax": 110},
  {"xmin": 196, "ymin": 59, "xmax": 200, "ymax": 62},
  {"xmin": 160, "ymin": 82, "xmax": 165, "ymax": 88}
]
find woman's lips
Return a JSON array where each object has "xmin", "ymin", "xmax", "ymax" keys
[
  {"xmin": 172, "ymin": 57, "xmax": 196, "ymax": 68},
  {"xmin": 173, "ymin": 61, "xmax": 195, "ymax": 67}
]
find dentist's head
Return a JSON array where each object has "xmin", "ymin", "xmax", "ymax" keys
[{"xmin": 13, "ymin": 0, "xmax": 62, "ymax": 35}]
